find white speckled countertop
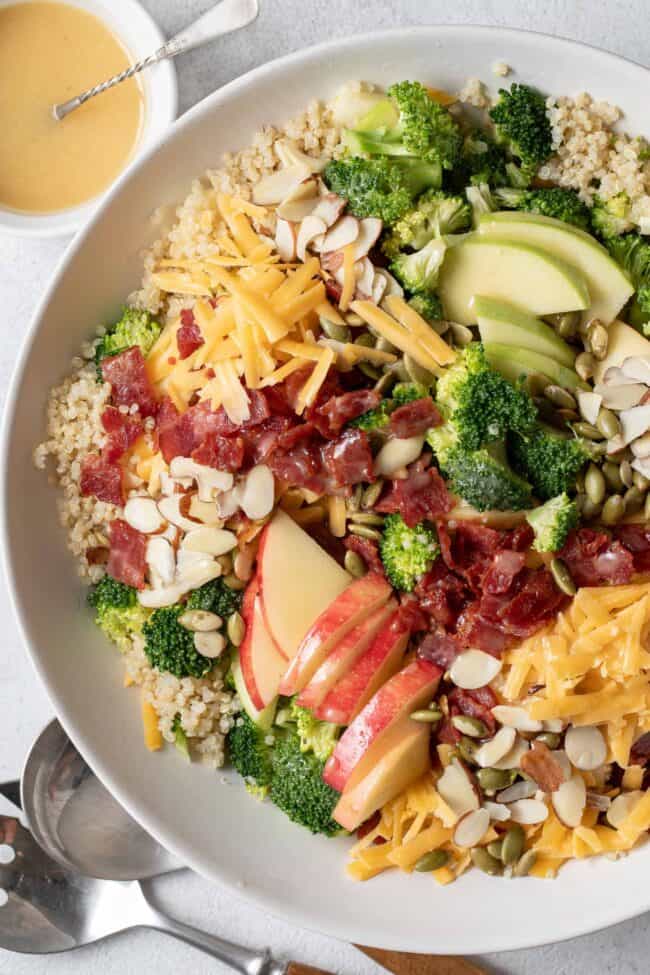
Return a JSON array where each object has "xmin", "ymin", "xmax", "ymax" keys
[{"xmin": 2, "ymin": 2, "xmax": 650, "ymax": 972}]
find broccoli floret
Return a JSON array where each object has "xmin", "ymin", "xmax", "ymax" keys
[
  {"xmin": 465, "ymin": 183, "xmax": 496, "ymax": 228},
  {"xmin": 290, "ymin": 701, "xmax": 339, "ymax": 762},
  {"xmin": 323, "ymin": 156, "xmax": 441, "ymax": 224},
  {"xmin": 429, "ymin": 431, "xmax": 533, "ymax": 511},
  {"xmin": 87, "ymin": 576, "xmax": 150, "ymax": 653},
  {"xmin": 526, "ymin": 493, "xmax": 579, "ymax": 552},
  {"xmin": 459, "ymin": 130, "xmax": 508, "ymax": 187},
  {"xmin": 269, "ymin": 730, "xmax": 342, "ymax": 836},
  {"xmin": 407, "ymin": 292, "xmax": 443, "ymax": 323},
  {"xmin": 95, "ymin": 307, "xmax": 160, "ymax": 379},
  {"xmin": 344, "ymin": 81, "xmax": 462, "ymax": 171},
  {"xmin": 493, "ymin": 186, "xmax": 591, "ymax": 231},
  {"xmin": 382, "ymin": 189, "xmax": 471, "ymax": 257},
  {"xmin": 228, "ymin": 711, "xmax": 274, "ymax": 790},
  {"xmin": 143, "ymin": 605, "xmax": 214, "ymax": 678},
  {"xmin": 380, "ymin": 513, "xmax": 439, "ymax": 591},
  {"xmin": 350, "ymin": 382, "xmax": 431, "ymax": 432},
  {"xmin": 390, "ymin": 237, "xmax": 447, "ymax": 293},
  {"xmin": 509, "ymin": 426, "xmax": 590, "ymax": 500},
  {"xmin": 186, "ymin": 578, "xmax": 242, "ymax": 618},
  {"xmin": 172, "ymin": 714, "xmax": 191, "ymax": 761},
  {"xmin": 604, "ymin": 232, "xmax": 650, "ymax": 332},
  {"xmin": 591, "ymin": 193, "xmax": 633, "ymax": 239},
  {"xmin": 392, "ymin": 381, "xmax": 430, "ymax": 405},
  {"xmin": 489, "ymin": 84, "xmax": 553, "ymax": 172},
  {"xmin": 435, "ymin": 343, "xmax": 537, "ymax": 452}
]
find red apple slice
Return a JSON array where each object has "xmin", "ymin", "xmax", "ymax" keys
[
  {"xmin": 258, "ymin": 510, "xmax": 351, "ymax": 661},
  {"xmin": 333, "ymin": 722, "xmax": 430, "ymax": 832},
  {"xmin": 296, "ymin": 600, "xmax": 395, "ymax": 712},
  {"xmin": 323, "ymin": 658, "xmax": 442, "ymax": 794},
  {"xmin": 279, "ymin": 572, "xmax": 392, "ymax": 696},
  {"xmin": 315, "ymin": 610, "xmax": 410, "ymax": 725},
  {"xmin": 238, "ymin": 576, "xmax": 289, "ymax": 711}
]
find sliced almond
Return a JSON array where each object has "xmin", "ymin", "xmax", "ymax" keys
[
  {"xmin": 124, "ymin": 496, "xmax": 166, "ymax": 534},
  {"xmin": 603, "ymin": 365, "xmax": 648, "ymax": 386},
  {"xmin": 181, "ymin": 526, "xmax": 237, "ymax": 557},
  {"xmin": 375, "ymin": 268, "xmax": 404, "ymax": 298},
  {"xmin": 157, "ymin": 495, "xmax": 200, "ymax": 534},
  {"xmin": 620, "ymin": 355, "xmax": 650, "ymax": 385},
  {"xmin": 276, "ymin": 197, "xmax": 319, "ymax": 223},
  {"xmin": 146, "ymin": 536, "xmax": 175, "ymax": 588},
  {"xmin": 632, "ymin": 456, "xmax": 650, "ymax": 479},
  {"xmin": 577, "ymin": 391, "xmax": 602, "ymax": 426},
  {"xmin": 551, "ymin": 775, "xmax": 586, "ymax": 828},
  {"xmin": 507, "ymin": 798, "xmax": 549, "ymax": 825},
  {"xmin": 475, "ymin": 727, "xmax": 517, "ymax": 768},
  {"xmin": 169, "ymin": 457, "xmax": 233, "ymax": 503},
  {"xmin": 606, "ymin": 791, "xmax": 643, "ymax": 829},
  {"xmin": 311, "ymin": 193, "xmax": 347, "ymax": 228},
  {"xmin": 310, "ymin": 233, "xmax": 326, "ymax": 253},
  {"xmin": 436, "ymin": 758, "xmax": 480, "ymax": 820},
  {"xmin": 594, "ymin": 382, "xmax": 647, "ymax": 411},
  {"xmin": 252, "ymin": 163, "xmax": 311, "ymax": 205},
  {"xmin": 496, "ymin": 779, "xmax": 537, "ymax": 803},
  {"xmin": 188, "ymin": 496, "xmax": 223, "ymax": 526},
  {"xmin": 274, "ymin": 219, "xmax": 297, "ymax": 261},
  {"xmin": 239, "ymin": 464, "xmax": 275, "ymax": 520},
  {"xmin": 355, "ymin": 257, "xmax": 375, "ymax": 299},
  {"xmin": 619, "ymin": 404, "xmax": 650, "ymax": 446},
  {"xmin": 374, "ymin": 435, "xmax": 425, "ymax": 477},
  {"xmin": 586, "ymin": 792, "xmax": 611, "ymax": 812},
  {"xmin": 137, "ymin": 560, "xmax": 222, "ymax": 609},
  {"xmin": 321, "ymin": 215, "xmax": 360, "ymax": 253},
  {"xmin": 193, "ymin": 630, "xmax": 226, "ymax": 659},
  {"xmin": 371, "ymin": 271, "xmax": 388, "ymax": 305},
  {"xmin": 297, "ymin": 215, "xmax": 328, "ymax": 262},
  {"xmin": 491, "ymin": 705, "xmax": 543, "ymax": 733},
  {"xmin": 483, "ymin": 800, "xmax": 511, "ymax": 823},
  {"xmin": 564, "ymin": 725, "xmax": 607, "ymax": 771},
  {"xmin": 353, "ymin": 217, "xmax": 383, "ymax": 260},
  {"xmin": 631, "ymin": 432, "xmax": 650, "ymax": 458},
  {"xmin": 551, "ymin": 750, "xmax": 572, "ymax": 782},
  {"xmin": 491, "ymin": 737, "xmax": 530, "ymax": 771},
  {"xmin": 215, "ymin": 484, "xmax": 243, "ymax": 519},
  {"xmin": 449, "ymin": 649, "xmax": 503, "ymax": 691},
  {"xmin": 453, "ymin": 808, "xmax": 490, "ymax": 848},
  {"xmin": 178, "ymin": 609, "xmax": 222, "ymax": 632},
  {"xmin": 542, "ymin": 718, "xmax": 565, "ymax": 733}
]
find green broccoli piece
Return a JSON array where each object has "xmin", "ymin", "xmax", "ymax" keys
[
  {"xmin": 143, "ymin": 605, "xmax": 215, "ymax": 678},
  {"xmin": 172, "ymin": 714, "xmax": 191, "ymax": 761},
  {"xmin": 390, "ymin": 237, "xmax": 447, "ymax": 293},
  {"xmin": 87, "ymin": 575, "xmax": 150, "ymax": 654},
  {"xmin": 350, "ymin": 382, "xmax": 431, "ymax": 432},
  {"xmin": 604, "ymin": 232, "xmax": 650, "ymax": 333},
  {"xmin": 631, "ymin": 285, "xmax": 650, "ymax": 335},
  {"xmin": 428, "ymin": 430, "xmax": 533, "ymax": 511},
  {"xmin": 493, "ymin": 186, "xmax": 591, "ymax": 231},
  {"xmin": 392, "ymin": 381, "xmax": 431, "ymax": 405},
  {"xmin": 489, "ymin": 84, "xmax": 553, "ymax": 172},
  {"xmin": 459, "ymin": 130, "xmax": 508, "ymax": 187},
  {"xmin": 435, "ymin": 343, "xmax": 537, "ymax": 452},
  {"xmin": 407, "ymin": 292, "xmax": 443, "ymax": 323},
  {"xmin": 228, "ymin": 711, "xmax": 274, "ymax": 790},
  {"xmin": 382, "ymin": 189, "xmax": 471, "ymax": 257},
  {"xmin": 186, "ymin": 578, "xmax": 242, "ymax": 618},
  {"xmin": 95, "ymin": 307, "xmax": 161, "ymax": 379},
  {"xmin": 269, "ymin": 730, "xmax": 342, "ymax": 836},
  {"xmin": 465, "ymin": 183, "xmax": 496, "ymax": 228},
  {"xmin": 590, "ymin": 193, "xmax": 633, "ymax": 239},
  {"xmin": 289, "ymin": 701, "xmax": 339, "ymax": 762},
  {"xmin": 323, "ymin": 156, "xmax": 441, "ymax": 224},
  {"xmin": 525, "ymin": 493, "xmax": 579, "ymax": 552},
  {"xmin": 380, "ymin": 513, "xmax": 439, "ymax": 591},
  {"xmin": 344, "ymin": 81, "xmax": 462, "ymax": 171},
  {"xmin": 509, "ymin": 426, "xmax": 591, "ymax": 500}
]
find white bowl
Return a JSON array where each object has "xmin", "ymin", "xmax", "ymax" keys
[
  {"xmin": 0, "ymin": 0, "xmax": 177, "ymax": 238},
  {"xmin": 4, "ymin": 26, "xmax": 650, "ymax": 955}
]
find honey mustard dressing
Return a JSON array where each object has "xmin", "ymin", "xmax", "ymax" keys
[{"xmin": 0, "ymin": 1, "xmax": 144, "ymax": 213}]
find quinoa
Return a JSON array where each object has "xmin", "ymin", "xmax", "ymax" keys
[{"xmin": 458, "ymin": 77, "xmax": 491, "ymax": 110}]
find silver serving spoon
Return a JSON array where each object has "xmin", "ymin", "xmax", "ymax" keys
[{"xmin": 52, "ymin": 0, "xmax": 259, "ymax": 121}]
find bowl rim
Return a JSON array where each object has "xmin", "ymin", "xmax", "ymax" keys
[
  {"xmin": 4, "ymin": 23, "xmax": 650, "ymax": 954},
  {"xmin": 0, "ymin": 0, "xmax": 178, "ymax": 239}
]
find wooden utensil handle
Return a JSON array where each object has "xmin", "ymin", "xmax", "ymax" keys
[
  {"xmin": 357, "ymin": 945, "xmax": 487, "ymax": 975},
  {"xmin": 286, "ymin": 965, "xmax": 336, "ymax": 975}
]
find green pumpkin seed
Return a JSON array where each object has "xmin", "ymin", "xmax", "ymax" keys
[
  {"xmin": 619, "ymin": 459, "xmax": 634, "ymax": 488},
  {"xmin": 575, "ymin": 352, "xmax": 596, "ymax": 382},
  {"xmin": 633, "ymin": 471, "xmax": 650, "ymax": 493},
  {"xmin": 431, "ymin": 319, "xmax": 450, "ymax": 336},
  {"xmin": 556, "ymin": 408, "xmax": 579, "ymax": 424},
  {"xmin": 411, "ymin": 709, "xmax": 442, "ymax": 724},
  {"xmin": 575, "ymin": 470, "xmax": 586, "ymax": 494},
  {"xmin": 601, "ymin": 493, "xmax": 626, "ymax": 525},
  {"xmin": 375, "ymin": 335, "xmax": 398, "ymax": 354},
  {"xmin": 513, "ymin": 849, "xmax": 537, "ymax": 878},
  {"xmin": 487, "ymin": 839, "xmax": 504, "ymax": 861},
  {"xmin": 587, "ymin": 320, "xmax": 608, "ymax": 360},
  {"xmin": 477, "ymin": 768, "xmax": 518, "ymax": 793},
  {"xmin": 501, "ymin": 825, "xmax": 525, "ymax": 866},
  {"xmin": 451, "ymin": 715, "xmax": 488, "ymax": 738},
  {"xmin": 551, "ymin": 557, "xmax": 576, "ymax": 596},
  {"xmin": 362, "ymin": 480, "xmax": 384, "ymax": 509},
  {"xmin": 585, "ymin": 464, "xmax": 606, "ymax": 505},
  {"xmin": 574, "ymin": 421, "xmax": 604, "ymax": 440},
  {"xmin": 354, "ymin": 332, "xmax": 375, "ymax": 348},
  {"xmin": 645, "ymin": 493, "xmax": 650, "ymax": 520},
  {"xmin": 403, "ymin": 353, "xmax": 434, "ymax": 385},
  {"xmin": 348, "ymin": 524, "xmax": 382, "ymax": 541},
  {"xmin": 602, "ymin": 462, "xmax": 624, "ymax": 493},
  {"xmin": 580, "ymin": 496, "xmax": 602, "ymax": 520},
  {"xmin": 414, "ymin": 849, "xmax": 449, "ymax": 872},
  {"xmin": 450, "ymin": 321, "xmax": 473, "ymax": 347},
  {"xmin": 533, "ymin": 397, "xmax": 560, "ymax": 426},
  {"xmin": 227, "ymin": 611, "xmax": 246, "ymax": 647},
  {"xmin": 597, "ymin": 409, "xmax": 620, "ymax": 440},
  {"xmin": 527, "ymin": 373, "xmax": 552, "ymax": 398},
  {"xmin": 556, "ymin": 311, "xmax": 580, "ymax": 339},
  {"xmin": 471, "ymin": 847, "xmax": 503, "ymax": 876},
  {"xmin": 544, "ymin": 385, "xmax": 576, "ymax": 410},
  {"xmin": 359, "ymin": 362, "xmax": 381, "ymax": 381},
  {"xmin": 347, "ymin": 484, "xmax": 364, "ymax": 514},
  {"xmin": 535, "ymin": 732, "xmax": 561, "ymax": 749},
  {"xmin": 374, "ymin": 371, "xmax": 396, "ymax": 396},
  {"xmin": 320, "ymin": 319, "xmax": 350, "ymax": 342},
  {"xmin": 344, "ymin": 550, "xmax": 367, "ymax": 578},
  {"xmin": 224, "ymin": 573, "xmax": 246, "ymax": 591},
  {"xmin": 624, "ymin": 485, "xmax": 644, "ymax": 514},
  {"xmin": 349, "ymin": 511, "xmax": 385, "ymax": 527},
  {"xmin": 217, "ymin": 552, "xmax": 233, "ymax": 575}
]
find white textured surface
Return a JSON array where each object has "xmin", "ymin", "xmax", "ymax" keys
[{"xmin": 1, "ymin": 1, "xmax": 649, "ymax": 972}]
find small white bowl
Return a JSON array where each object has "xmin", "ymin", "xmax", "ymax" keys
[{"xmin": 0, "ymin": 0, "xmax": 177, "ymax": 238}]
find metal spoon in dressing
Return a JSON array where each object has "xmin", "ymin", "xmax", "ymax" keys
[{"xmin": 53, "ymin": 0, "xmax": 259, "ymax": 121}]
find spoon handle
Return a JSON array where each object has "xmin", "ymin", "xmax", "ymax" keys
[{"xmin": 53, "ymin": 0, "xmax": 259, "ymax": 120}]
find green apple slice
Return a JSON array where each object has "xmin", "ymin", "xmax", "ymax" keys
[
  {"xmin": 475, "ymin": 296, "xmax": 575, "ymax": 368},
  {"xmin": 484, "ymin": 341, "xmax": 586, "ymax": 390},
  {"xmin": 478, "ymin": 212, "xmax": 633, "ymax": 324},
  {"xmin": 438, "ymin": 236, "xmax": 589, "ymax": 325}
]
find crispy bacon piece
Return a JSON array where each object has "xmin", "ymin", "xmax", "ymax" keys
[
  {"xmin": 107, "ymin": 518, "xmax": 147, "ymax": 590},
  {"xmin": 389, "ymin": 397, "xmax": 442, "ymax": 438},
  {"xmin": 323, "ymin": 429, "xmax": 374, "ymax": 487},
  {"xmin": 415, "ymin": 560, "xmax": 470, "ymax": 629},
  {"xmin": 482, "ymin": 550, "xmax": 526, "ymax": 595},
  {"xmin": 417, "ymin": 629, "xmax": 461, "ymax": 669},
  {"xmin": 317, "ymin": 389, "xmax": 381, "ymax": 435},
  {"xmin": 157, "ymin": 392, "xmax": 271, "ymax": 464},
  {"xmin": 176, "ymin": 308, "xmax": 204, "ymax": 359},
  {"xmin": 101, "ymin": 406, "xmax": 143, "ymax": 462},
  {"xmin": 630, "ymin": 732, "xmax": 650, "ymax": 766},
  {"xmin": 397, "ymin": 593, "xmax": 429, "ymax": 633},
  {"xmin": 192, "ymin": 434, "xmax": 245, "ymax": 472},
  {"xmin": 245, "ymin": 415, "xmax": 294, "ymax": 466},
  {"xmin": 559, "ymin": 528, "xmax": 634, "ymax": 587},
  {"xmin": 376, "ymin": 457, "xmax": 453, "ymax": 528},
  {"xmin": 80, "ymin": 453, "xmax": 124, "ymax": 506},
  {"xmin": 520, "ymin": 741, "xmax": 564, "ymax": 793},
  {"xmin": 101, "ymin": 347, "xmax": 157, "ymax": 417},
  {"xmin": 448, "ymin": 686, "xmax": 498, "ymax": 736},
  {"xmin": 455, "ymin": 604, "xmax": 511, "ymax": 655},
  {"xmin": 613, "ymin": 524, "xmax": 650, "ymax": 573},
  {"xmin": 343, "ymin": 534, "xmax": 385, "ymax": 577},
  {"xmin": 437, "ymin": 521, "xmax": 502, "ymax": 592}
]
